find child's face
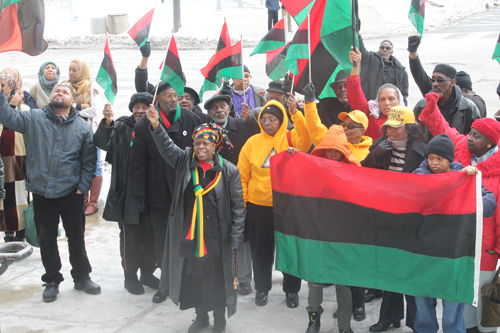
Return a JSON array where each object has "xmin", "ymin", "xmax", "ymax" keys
[
  {"xmin": 325, "ymin": 149, "xmax": 343, "ymax": 162},
  {"xmin": 427, "ymin": 154, "xmax": 451, "ymax": 174}
]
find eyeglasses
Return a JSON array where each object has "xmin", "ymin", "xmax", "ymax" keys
[
  {"xmin": 341, "ymin": 122, "xmax": 364, "ymax": 130},
  {"xmin": 379, "ymin": 46, "xmax": 392, "ymax": 51},
  {"xmin": 260, "ymin": 117, "xmax": 279, "ymax": 124},
  {"xmin": 430, "ymin": 78, "xmax": 451, "ymax": 83},
  {"xmin": 244, "ymin": 74, "xmax": 252, "ymax": 79},
  {"xmin": 332, "ymin": 83, "xmax": 346, "ymax": 90}
]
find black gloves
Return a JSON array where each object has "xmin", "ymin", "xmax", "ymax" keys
[
  {"xmin": 282, "ymin": 73, "xmax": 293, "ymax": 94},
  {"xmin": 375, "ymin": 140, "xmax": 393, "ymax": 159},
  {"xmin": 302, "ymin": 82, "xmax": 316, "ymax": 103},
  {"xmin": 407, "ymin": 35, "xmax": 421, "ymax": 53},
  {"xmin": 140, "ymin": 42, "xmax": 151, "ymax": 58},
  {"xmin": 134, "ymin": 197, "xmax": 146, "ymax": 213},
  {"xmin": 219, "ymin": 80, "xmax": 234, "ymax": 98}
]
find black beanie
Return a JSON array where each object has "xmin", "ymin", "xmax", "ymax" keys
[
  {"xmin": 433, "ymin": 64, "xmax": 457, "ymax": 79},
  {"xmin": 154, "ymin": 81, "xmax": 172, "ymax": 95},
  {"xmin": 260, "ymin": 104, "xmax": 283, "ymax": 123},
  {"xmin": 497, "ymin": 82, "xmax": 500, "ymax": 98},
  {"xmin": 244, "ymin": 65, "xmax": 250, "ymax": 74},
  {"xmin": 456, "ymin": 71, "xmax": 472, "ymax": 91},
  {"xmin": 129, "ymin": 92, "xmax": 154, "ymax": 112},
  {"xmin": 425, "ymin": 133, "xmax": 455, "ymax": 162}
]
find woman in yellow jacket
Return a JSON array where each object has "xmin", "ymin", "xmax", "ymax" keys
[
  {"xmin": 238, "ymin": 99, "xmax": 311, "ymax": 308},
  {"xmin": 302, "ymin": 82, "xmax": 372, "ymax": 162}
]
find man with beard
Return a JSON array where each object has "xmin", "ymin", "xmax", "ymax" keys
[
  {"xmin": 359, "ymin": 36, "xmax": 409, "ymax": 105},
  {"xmin": 315, "ymin": 70, "xmax": 353, "ymax": 128},
  {"xmin": 408, "ymin": 36, "xmax": 481, "ymax": 142},
  {"xmin": 134, "ymin": 42, "xmax": 212, "ymax": 122},
  {"xmin": 129, "ymin": 82, "xmax": 201, "ymax": 303},
  {"xmin": 0, "ymin": 83, "xmax": 100, "ymax": 302}
]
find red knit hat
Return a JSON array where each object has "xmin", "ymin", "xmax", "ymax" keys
[{"xmin": 471, "ymin": 118, "xmax": 500, "ymax": 144}]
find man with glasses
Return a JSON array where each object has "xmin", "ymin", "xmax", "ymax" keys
[
  {"xmin": 316, "ymin": 70, "xmax": 353, "ymax": 128},
  {"xmin": 358, "ymin": 35, "xmax": 409, "ymax": 105},
  {"xmin": 129, "ymin": 82, "xmax": 201, "ymax": 304},
  {"xmin": 231, "ymin": 65, "xmax": 265, "ymax": 117},
  {"xmin": 408, "ymin": 35, "xmax": 481, "ymax": 142}
]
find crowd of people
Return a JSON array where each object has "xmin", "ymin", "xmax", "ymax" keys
[{"xmin": 1, "ymin": 31, "xmax": 500, "ymax": 333}]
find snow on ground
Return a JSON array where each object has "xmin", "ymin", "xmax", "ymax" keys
[{"xmin": 43, "ymin": 0, "xmax": 498, "ymax": 50}]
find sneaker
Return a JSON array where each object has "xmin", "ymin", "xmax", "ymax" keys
[
  {"xmin": 42, "ymin": 282, "xmax": 59, "ymax": 302},
  {"xmin": 286, "ymin": 292, "xmax": 299, "ymax": 308},
  {"xmin": 125, "ymin": 276, "xmax": 145, "ymax": 295},
  {"xmin": 306, "ymin": 312, "xmax": 321, "ymax": 333},
  {"xmin": 140, "ymin": 274, "xmax": 160, "ymax": 290},
  {"xmin": 74, "ymin": 278, "xmax": 101, "ymax": 295},
  {"xmin": 188, "ymin": 312, "xmax": 209, "ymax": 333},
  {"xmin": 237, "ymin": 282, "xmax": 252, "ymax": 295},
  {"xmin": 255, "ymin": 291, "xmax": 268, "ymax": 306}
]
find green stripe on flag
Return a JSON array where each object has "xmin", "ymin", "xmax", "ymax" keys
[
  {"xmin": 1, "ymin": 0, "xmax": 21, "ymax": 11},
  {"xmin": 160, "ymin": 66, "xmax": 185, "ymax": 97},
  {"xmin": 251, "ymin": 40, "xmax": 286, "ymax": 56},
  {"xmin": 493, "ymin": 34, "xmax": 500, "ymax": 65},
  {"xmin": 321, "ymin": 27, "xmax": 357, "ymax": 72},
  {"xmin": 275, "ymin": 232, "xmax": 476, "ymax": 304},
  {"xmin": 318, "ymin": 65, "xmax": 343, "ymax": 99},
  {"xmin": 285, "ymin": 44, "xmax": 308, "ymax": 75},
  {"xmin": 293, "ymin": 0, "xmax": 316, "ymax": 26},
  {"xmin": 96, "ymin": 67, "xmax": 117, "ymax": 105},
  {"xmin": 409, "ymin": 5, "xmax": 425, "ymax": 38},
  {"xmin": 199, "ymin": 79, "xmax": 218, "ymax": 103}
]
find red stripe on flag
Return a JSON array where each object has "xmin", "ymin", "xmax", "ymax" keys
[
  {"xmin": 200, "ymin": 41, "xmax": 242, "ymax": 78},
  {"xmin": 270, "ymin": 151, "xmax": 477, "ymax": 216},
  {"xmin": 128, "ymin": 8, "xmax": 155, "ymax": 40},
  {"xmin": 0, "ymin": 4, "xmax": 23, "ymax": 53}
]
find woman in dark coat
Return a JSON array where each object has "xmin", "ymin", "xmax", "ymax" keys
[
  {"xmin": 93, "ymin": 92, "xmax": 159, "ymax": 295},
  {"xmin": 362, "ymin": 106, "xmax": 426, "ymax": 333},
  {"xmin": 147, "ymin": 104, "xmax": 245, "ymax": 333}
]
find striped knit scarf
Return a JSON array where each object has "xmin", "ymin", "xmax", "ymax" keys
[
  {"xmin": 186, "ymin": 154, "xmax": 224, "ymax": 257},
  {"xmin": 388, "ymin": 139, "xmax": 407, "ymax": 172}
]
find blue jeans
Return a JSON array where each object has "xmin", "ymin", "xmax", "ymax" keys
[
  {"xmin": 95, "ymin": 148, "xmax": 102, "ymax": 176},
  {"xmin": 415, "ymin": 297, "xmax": 465, "ymax": 333}
]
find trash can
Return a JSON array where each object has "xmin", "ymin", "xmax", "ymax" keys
[
  {"xmin": 107, "ymin": 13, "xmax": 129, "ymax": 35},
  {"xmin": 90, "ymin": 16, "xmax": 107, "ymax": 34}
]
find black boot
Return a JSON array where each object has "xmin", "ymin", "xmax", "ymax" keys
[
  {"xmin": 188, "ymin": 309, "xmax": 209, "ymax": 333},
  {"xmin": 124, "ymin": 272, "xmax": 144, "ymax": 295},
  {"xmin": 4, "ymin": 232, "xmax": 15, "ymax": 243},
  {"xmin": 213, "ymin": 308, "xmax": 226, "ymax": 333},
  {"xmin": 306, "ymin": 312, "xmax": 321, "ymax": 333}
]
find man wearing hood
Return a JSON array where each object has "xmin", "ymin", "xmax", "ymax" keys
[
  {"xmin": 129, "ymin": 81, "xmax": 201, "ymax": 304},
  {"xmin": 408, "ymin": 36, "xmax": 481, "ymax": 143},
  {"xmin": 359, "ymin": 36, "xmax": 409, "ymax": 105},
  {"xmin": 94, "ymin": 92, "xmax": 158, "ymax": 296}
]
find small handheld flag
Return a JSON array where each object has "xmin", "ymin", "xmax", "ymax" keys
[{"xmin": 96, "ymin": 37, "xmax": 118, "ymax": 105}]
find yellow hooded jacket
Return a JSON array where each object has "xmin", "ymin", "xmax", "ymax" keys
[
  {"xmin": 304, "ymin": 101, "xmax": 372, "ymax": 161},
  {"xmin": 238, "ymin": 100, "xmax": 312, "ymax": 207}
]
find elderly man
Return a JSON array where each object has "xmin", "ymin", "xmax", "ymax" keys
[
  {"xmin": 359, "ymin": 35, "xmax": 409, "ymax": 105},
  {"xmin": 408, "ymin": 36, "xmax": 481, "ymax": 142},
  {"xmin": 316, "ymin": 70, "xmax": 353, "ymax": 128},
  {"xmin": 129, "ymin": 82, "xmax": 201, "ymax": 304},
  {"xmin": 231, "ymin": 65, "xmax": 265, "ymax": 117},
  {"xmin": 0, "ymin": 83, "xmax": 99, "ymax": 302}
]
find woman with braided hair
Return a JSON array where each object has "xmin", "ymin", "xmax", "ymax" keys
[{"xmin": 147, "ymin": 102, "xmax": 245, "ymax": 333}]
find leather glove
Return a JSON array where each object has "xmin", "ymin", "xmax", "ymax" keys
[
  {"xmin": 302, "ymin": 82, "xmax": 316, "ymax": 103},
  {"xmin": 134, "ymin": 197, "xmax": 146, "ymax": 213},
  {"xmin": 407, "ymin": 35, "xmax": 421, "ymax": 53},
  {"xmin": 219, "ymin": 80, "xmax": 234, "ymax": 98},
  {"xmin": 140, "ymin": 42, "xmax": 151, "ymax": 58},
  {"xmin": 375, "ymin": 140, "xmax": 393, "ymax": 159},
  {"xmin": 282, "ymin": 73, "xmax": 293, "ymax": 93},
  {"xmin": 424, "ymin": 92, "xmax": 440, "ymax": 113}
]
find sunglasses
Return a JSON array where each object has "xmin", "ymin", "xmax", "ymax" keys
[
  {"xmin": 379, "ymin": 46, "xmax": 392, "ymax": 51},
  {"xmin": 341, "ymin": 122, "xmax": 364, "ymax": 130},
  {"xmin": 430, "ymin": 78, "xmax": 452, "ymax": 83}
]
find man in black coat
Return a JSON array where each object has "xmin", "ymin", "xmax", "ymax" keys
[
  {"xmin": 455, "ymin": 71, "xmax": 487, "ymax": 118},
  {"xmin": 134, "ymin": 42, "xmax": 212, "ymax": 123},
  {"xmin": 129, "ymin": 81, "xmax": 201, "ymax": 303},
  {"xmin": 407, "ymin": 36, "xmax": 481, "ymax": 143},
  {"xmin": 359, "ymin": 35, "xmax": 409, "ymax": 105},
  {"xmin": 316, "ymin": 70, "xmax": 353, "ymax": 128}
]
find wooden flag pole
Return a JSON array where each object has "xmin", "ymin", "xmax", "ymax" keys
[
  {"xmin": 241, "ymin": 34, "xmax": 246, "ymax": 105},
  {"xmin": 307, "ymin": 7, "xmax": 312, "ymax": 84}
]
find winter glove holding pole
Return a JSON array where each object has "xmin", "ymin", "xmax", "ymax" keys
[
  {"xmin": 140, "ymin": 42, "xmax": 151, "ymax": 58},
  {"xmin": 282, "ymin": 73, "xmax": 293, "ymax": 94},
  {"xmin": 407, "ymin": 35, "xmax": 421, "ymax": 53},
  {"xmin": 302, "ymin": 82, "xmax": 316, "ymax": 103},
  {"xmin": 219, "ymin": 80, "xmax": 234, "ymax": 98}
]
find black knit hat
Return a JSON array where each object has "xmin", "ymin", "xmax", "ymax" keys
[
  {"xmin": 129, "ymin": 92, "xmax": 154, "ymax": 112},
  {"xmin": 154, "ymin": 81, "xmax": 172, "ymax": 95},
  {"xmin": 184, "ymin": 86, "xmax": 200, "ymax": 105},
  {"xmin": 433, "ymin": 64, "xmax": 457, "ymax": 80},
  {"xmin": 260, "ymin": 104, "xmax": 283, "ymax": 123},
  {"xmin": 425, "ymin": 133, "xmax": 455, "ymax": 162},
  {"xmin": 456, "ymin": 71, "xmax": 472, "ymax": 91},
  {"xmin": 244, "ymin": 65, "xmax": 250, "ymax": 74}
]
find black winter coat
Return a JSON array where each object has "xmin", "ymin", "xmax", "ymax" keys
[
  {"xmin": 316, "ymin": 97, "xmax": 353, "ymax": 128},
  {"xmin": 129, "ymin": 107, "xmax": 201, "ymax": 208},
  {"xmin": 219, "ymin": 116, "xmax": 253, "ymax": 165},
  {"xmin": 94, "ymin": 116, "xmax": 141, "ymax": 224},
  {"xmin": 359, "ymin": 36, "xmax": 409, "ymax": 105},
  {"xmin": 362, "ymin": 136, "xmax": 426, "ymax": 173},
  {"xmin": 150, "ymin": 125, "xmax": 245, "ymax": 318}
]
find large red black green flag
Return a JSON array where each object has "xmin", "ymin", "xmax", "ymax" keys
[
  {"xmin": 408, "ymin": 0, "xmax": 426, "ymax": 37},
  {"xmin": 128, "ymin": 8, "xmax": 155, "ymax": 47},
  {"xmin": 493, "ymin": 33, "xmax": 500, "ymax": 65},
  {"xmin": 271, "ymin": 152, "xmax": 482, "ymax": 304},
  {"xmin": 200, "ymin": 41, "xmax": 243, "ymax": 83},
  {"xmin": 0, "ymin": 0, "xmax": 47, "ymax": 56},
  {"xmin": 160, "ymin": 35, "xmax": 185, "ymax": 97},
  {"xmin": 251, "ymin": 18, "xmax": 286, "ymax": 56},
  {"xmin": 266, "ymin": 42, "xmax": 290, "ymax": 81},
  {"xmin": 96, "ymin": 37, "xmax": 117, "ymax": 105}
]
